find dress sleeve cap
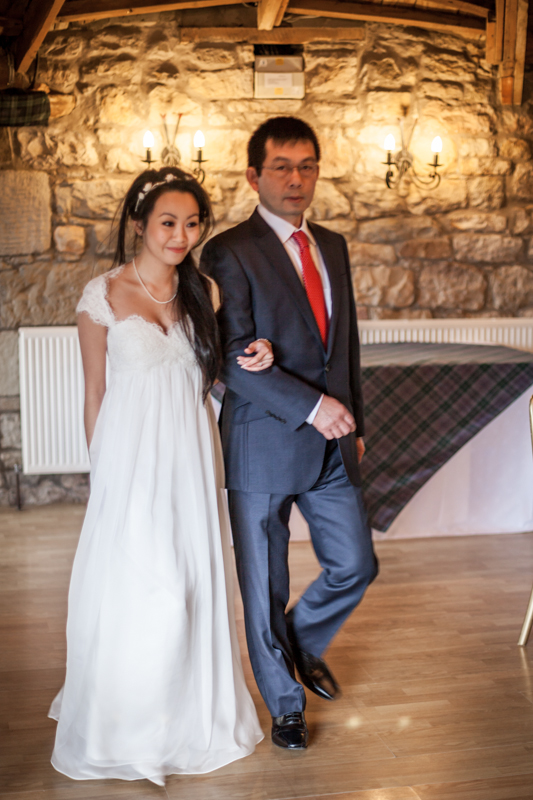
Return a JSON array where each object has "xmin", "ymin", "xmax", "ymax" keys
[{"xmin": 76, "ymin": 275, "xmax": 114, "ymax": 328}]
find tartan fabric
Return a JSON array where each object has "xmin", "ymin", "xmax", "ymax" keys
[
  {"xmin": 361, "ymin": 359, "xmax": 533, "ymax": 531},
  {"xmin": 0, "ymin": 90, "xmax": 50, "ymax": 127}
]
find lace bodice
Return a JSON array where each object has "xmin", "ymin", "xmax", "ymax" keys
[{"xmin": 76, "ymin": 268, "xmax": 197, "ymax": 374}]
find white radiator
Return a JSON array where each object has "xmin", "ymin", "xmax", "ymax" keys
[
  {"xmin": 359, "ymin": 317, "xmax": 533, "ymax": 350},
  {"xmin": 16, "ymin": 318, "xmax": 533, "ymax": 476},
  {"xmin": 18, "ymin": 327, "xmax": 89, "ymax": 475}
]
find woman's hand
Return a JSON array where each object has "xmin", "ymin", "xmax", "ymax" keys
[{"xmin": 237, "ymin": 338, "xmax": 274, "ymax": 372}]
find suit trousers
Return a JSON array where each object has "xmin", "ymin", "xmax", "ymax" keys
[{"xmin": 228, "ymin": 440, "xmax": 378, "ymax": 718}]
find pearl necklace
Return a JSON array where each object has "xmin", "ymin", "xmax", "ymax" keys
[{"xmin": 132, "ymin": 258, "xmax": 178, "ymax": 305}]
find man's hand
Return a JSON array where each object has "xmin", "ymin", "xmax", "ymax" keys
[{"xmin": 312, "ymin": 396, "xmax": 356, "ymax": 440}]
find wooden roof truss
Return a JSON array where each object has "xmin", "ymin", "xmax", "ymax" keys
[{"xmin": 2, "ymin": 0, "xmax": 530, "ymax": 105}]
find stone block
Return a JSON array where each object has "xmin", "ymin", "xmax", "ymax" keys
[
  {"xmin": 205, "ymin": 128, "xmax": 249, "ymax": 172},
  {"xmin": 358, "ymin": 216, "xmax": 440, "ymax": 243},
  {"xmin": 312, "ymin": 103, "xmax": 362, "ymax": 126},
  {"xmin": 225, "ymin": 181, "xmax": 258, "ymax": 224},
  {"xmin": 452, "ymin": 233, "xmax": 523, "ymax": 263},
  {"xmin": 499, "ymin": 138, "xmax": 531, "ymax": 160},
  {"xmin": 147, "ymin": 87, "xmax": 202, "ymax": 125},
  {"xmin": 0, "ymin": 171, "xmax": 51, "ymax": 256},
  {"xmin": 418, "ymin": 262, "xmax": 486, "ymax": 310},
  {"xmin": 419, "ymin": 81, "xmax": 463, "ymax": 104},
  {"xmin": 467, "ymin": 177, "xmax": 505, "ymax": 210},
  {"xmin": 37, "ymin": 58, "xmax": 79, "ymax": 93},
  {"xmin": 186, "ymin": 45, "xmax": 238, "ymax": 70},
  {"xmin": 19, "ymin": 478, "xmax": 69, "ymax": 506},
  {"xmin": 90, "ymin": 221, "xmax": 116, "ymax": 255},
  {"xmin": 57, "ymin": 179, "xmax": 131, "ymax": 220},
  {"xmin": 315, "ymin": 218, "xmax": 356, "ymax": 235},
  {"xmin": 490, "ymin": 265, "xmax": 533, "ymax": 311},
  {"xmin": 511, "ymin": 163, "xmax": 533, "ymax": 200},
  {"xmin": 510, "ymin": 208, "xmax": 531, "ymax": 235},
  {"xmin": 458, "ymin": 138, "xmax": 495, "ymax": 158},
  {"xmin": 352, "ymin": 265, "xmax": 415, "ymax": 307},
  {"xmin": 360, "ymin": 55, "xmax": 416, "ymax": 90},
  {"xmin": 42, "ymin": 31, "xmax": 85, "ymax": 60},
  {"xmin": 309, "ymin": 181, "xmax": 351, "ymax": 220},
  {"xmin": 1, "ymin": 449, "xmax": 22, "ymax": 470},
  {"xmin": 0, "ymin": 412, "xmax": 21, "ymax": 449},
  {"xmin": 98, "ymin": 86, "xmax": 137, "ymax": 125},
  {"xmin": 0, "ymin": 332, "xmax": 18, "ymax": 396},
  {"xmin": 48, "ymin": 94, "xmax": 77, "ymax": 119},
  {"xmin": 320, "ymin": 131, "xmax": 354, "ymax": 179},
  {"xmin": 306, "ymin": 53, "xmax": 358, "ymax": 96},
  {"xmin": 406, "ymin": 179, "xmax": 468, "ymax": 215},
  {"xmin": 0, "ymin": 396, "xmax": 20, "ymax": 411},
  {"xmin": 0, "ymin": 261, "xmax": 92, "ymax": 328},
  {"xmin": 54, "ymin": 225, "xmax": 86, "ymax": 257},
  {"xmin": 369, "ymin": 308, "xmax": 433, "ymax": 320},
  {"xmin": 349, "ymin": 242, "xmax": 396, "ymax": 266},
  {"xmin": 461, "ymin": 157, "xmax": 511, "ymax": 176},
  {"xmin": 420, "ymin": 52, "xmax": 476, "ymax": 83},
  {"xmin": 443, "ymin": 211, "xmax": 507, "ymax": 233},
  {"xmin": 398, "ymin": 238, "xmax": 452, "ymax": 259},
  {"xmin": 188, "ymin": 69, "xmax": 253, "ymax": 99},
  {"xmin": 105, "ymin": 147, "xmax": 139, "ymax": 173},
  {"xmin": 60, "ymin": 473, "xmax": 90, "ymax": 503},
  {"xmin": 80, "ymin": 55, "xmax": 137, "ymax": 82}
]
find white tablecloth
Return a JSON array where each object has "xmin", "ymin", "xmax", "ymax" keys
[{"xmin": 289, "ymin": 385, "xmax": 533, "ymax": 541}]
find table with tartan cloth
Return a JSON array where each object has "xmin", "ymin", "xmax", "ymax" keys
[
  {"xmin": 211, "ymin": 343, "xmax": 533, "ymax": 535},
  {"xmin": 360, "ymin": 343, "xmax": 533, "ymax": 532}
]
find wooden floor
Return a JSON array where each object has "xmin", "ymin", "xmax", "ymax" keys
[{"xmin": 2, "ymin": 506, "xmax": 533, "ymax": 800}]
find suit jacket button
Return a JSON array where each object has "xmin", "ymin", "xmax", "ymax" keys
[{"xmin": 325, "ymin": 363, "xmax": 331, "ymax": 373}]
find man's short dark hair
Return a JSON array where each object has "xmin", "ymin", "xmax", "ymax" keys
[{"xmin": 248, "ymin": 117, "xmax": 321, "ymax": 175}]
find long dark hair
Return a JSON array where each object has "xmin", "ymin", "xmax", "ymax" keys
[{"xmin": 113, "ymin": 166, "xmax": 220, "ymax": 401}]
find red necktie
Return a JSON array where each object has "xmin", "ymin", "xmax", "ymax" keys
[{"xmin": 291, "ymin": 230, "xmax": 328, "ymax": 348}]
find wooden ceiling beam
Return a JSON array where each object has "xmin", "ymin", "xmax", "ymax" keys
[
  {"xmin": 257, "ymin": 0, "xmax": 290, "ymax": 29},
  {"xmin": 512, "ymin": 0, "xmax": 528, "ymax": 104},
  {"xmin": 423, "ymin": 0, "xmax": 489, "ymax": 18},
  {"xmin": 500, "ymin": 0, "xmax": 518, "ymax": 102},
  {"xmin": 59, "ymin": 0, "xmax": 240, "ymax": 23},
  {"xmin": 287, "ymin": 0, "xmax": 486, "ymax": 36},
  {"xmin": 274, "ymin": 0, "xmax": 291, "ymax": 25},
  {"xmin": 180, "ymin": 25, "xmax": 365, "ymax": 42},
  {"xmin": 15, "ymin": 0, "xmax": 65, "ymax": 72}
]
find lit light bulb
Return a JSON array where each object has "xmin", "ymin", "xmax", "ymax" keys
[
  {"xmin": 143, "ymin": 130, "xmax": 155, "ymax": 148},
  {"xmin": 431, "ymin": 136, "xmax": 443, "ymax": 154},
  {"xmin": 384, "ymin": 134, "xmax": 395, "ymax": 152},
  {"xmin": 194, "ymin": 130, "xmax": 205, "ymax": 149}
]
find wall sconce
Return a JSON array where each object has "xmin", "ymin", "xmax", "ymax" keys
[
  {"xmin": 142, "ymin": 130, "xmax": 155, "ymax": 167},
  {"xmin": 192, "ymin": 129, "xmax": 207, "ymax": 184},
  {"xmin": 383, "ymin": 128, "xmax": 443, "ymax": 191}
]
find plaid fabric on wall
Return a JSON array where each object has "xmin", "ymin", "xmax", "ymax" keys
[{"xmin": 0, "ymin": 90, "xmax": 50, "ymax": 127}]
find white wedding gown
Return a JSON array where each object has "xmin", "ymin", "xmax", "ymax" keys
[{"xmin": 49, "ymin": 268, "xmax": 263, "ymax": 785}]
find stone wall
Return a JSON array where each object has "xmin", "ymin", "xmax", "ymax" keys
[{"xmin": 1, "ymin": 10, "xmax": 533, "ymax": 505}]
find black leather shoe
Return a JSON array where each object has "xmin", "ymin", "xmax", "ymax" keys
[
  {"xmin": 271, "ymin": 711, "xmax": 309, "ymax": 749},
  {"xmin": 287, "ymin": 616, "xmax": 341, "ymax": 701}
]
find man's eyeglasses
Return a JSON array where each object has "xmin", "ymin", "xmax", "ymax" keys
[{"xmin": 262, "ymin": 164, "xmax": 319, "ymax": 180}]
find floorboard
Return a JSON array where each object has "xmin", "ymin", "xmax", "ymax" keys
[{"xmin": 1, "ymin": 505, "xmax": 533, "ymax": 800}]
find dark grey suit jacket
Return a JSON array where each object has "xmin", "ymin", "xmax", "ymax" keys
[{"xmin": 200, "ymin": 209, "xmax": 365, "ymax": 494}]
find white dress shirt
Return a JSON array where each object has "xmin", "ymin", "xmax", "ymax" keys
[{"xmin": 257, "ymin": 204, "xmax": 329, "ymax": 424}]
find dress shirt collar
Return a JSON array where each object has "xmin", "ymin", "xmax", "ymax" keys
[{"xmin": 257, "ymin": 204, "xmax": 317, "ymax": 247}]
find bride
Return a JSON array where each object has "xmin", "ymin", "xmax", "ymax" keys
[{"xmin": 49, "ymin": 167, "xmax": 272, "ymax": 785}]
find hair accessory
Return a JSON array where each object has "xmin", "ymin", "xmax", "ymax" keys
[{"xmin": 134, "ymin": 172, "xmax": 179, "ymax": 212}]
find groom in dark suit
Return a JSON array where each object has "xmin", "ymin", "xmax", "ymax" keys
[{"xmin": 201, "ymin": 117, "xmax": 378, "ymax": 749}]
